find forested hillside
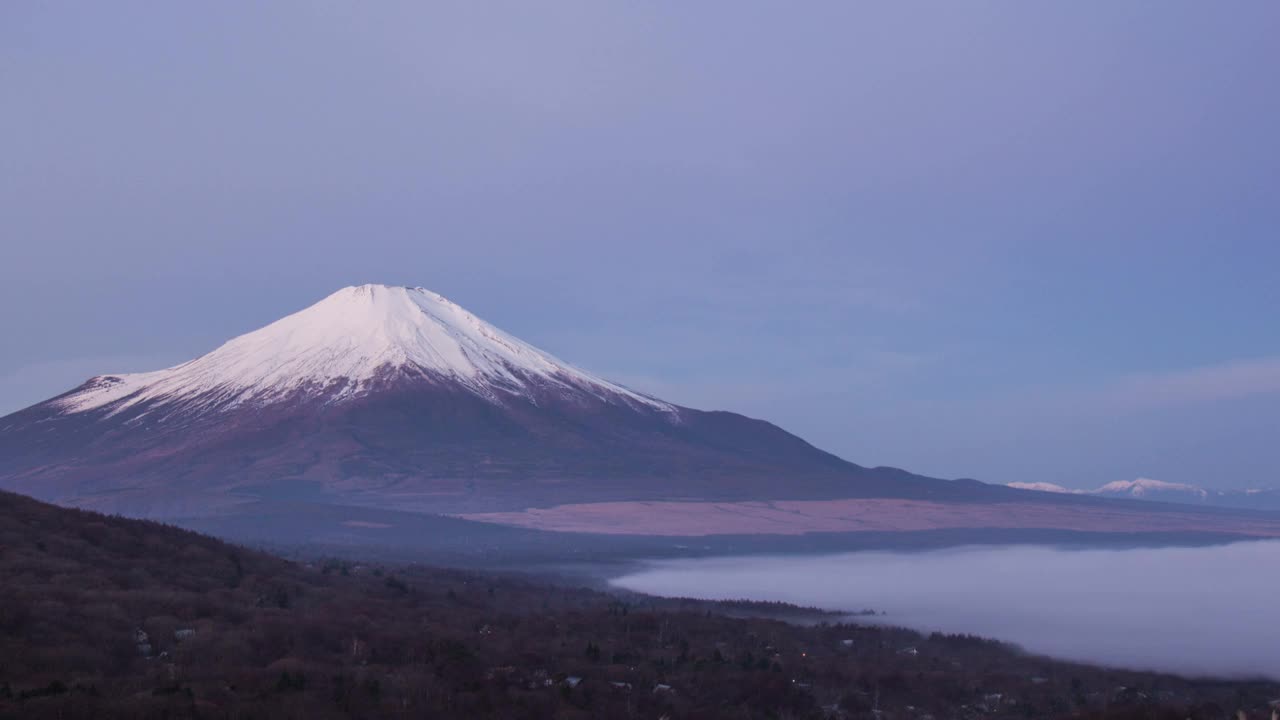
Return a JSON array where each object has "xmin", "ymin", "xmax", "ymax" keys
[{"xmin": 0, "ymin": 490, "xmax": 1276, "ymax": 719}]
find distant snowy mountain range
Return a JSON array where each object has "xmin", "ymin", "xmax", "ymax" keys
[{"xmin": 1008, "ymin": 477, "xmax": 1280, "ymax": 512}]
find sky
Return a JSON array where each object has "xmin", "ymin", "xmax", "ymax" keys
[{"xmin": 2, "ymin": 3, "xmax": 1278, "ymax": 490}]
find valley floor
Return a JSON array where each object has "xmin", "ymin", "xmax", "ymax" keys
[{"xmin": 459, "ymin": 497, "xmax": 1280, "ymax": 537}]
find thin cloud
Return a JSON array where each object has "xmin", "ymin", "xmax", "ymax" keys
[{"xmin": 1095, "ymin": 356, "xmax": 1280, "ymax": 413}]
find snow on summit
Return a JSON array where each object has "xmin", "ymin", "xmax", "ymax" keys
[
  {"xmin": 1096, "ymin": 477, "xmax": 1208, "ymax": 498},
  {"xmin": 54, "ymin": 284, "xmax": 670, "ymax": 415},
  {"xmin": 1007, "ymin": 482, "xmax": 1079, "ymax": 494},
  {"xmin": 1006, "ymin": 477, "xmax": 1213, "ymax": 500}
]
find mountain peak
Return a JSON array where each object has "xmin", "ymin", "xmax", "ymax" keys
[
  {"xmin": 1008, "ymin": 477, "xmax": 1213, "ymax": 500},
  {"xmin": 1096, "ymin": 477, "xmax": 1208, "ymax": 498},
  {"xmin": 51, "ymin": 284, "xmax": 670, "ymax": 416},
  {"xmin": 330, "ymin": 283, "xmax": 452, "ymax": 305},
  {"xmin": 1007, "ymin": 481, "xmax": 1080, "ymax": 494}
]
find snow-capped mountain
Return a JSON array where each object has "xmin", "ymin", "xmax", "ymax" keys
[
  {"xmin": 6, "ymin": 284, "xmax": 1280, "ymax": 545},
  {"xmin": 1007, "ymin": 477, "xmax": 1280, "ymax": 512},
  {"xmin": 1006, "ymin": 482, "xmax": 1080, "ymax": 494},
  {"xmin": 1095, "ymin": 478, "xmax": 1208, "ymax": 500},
  {"xmin": 1094, "ymin": 478, "xmax": 1280, "ymax": 511},
  {"xmin": 0, "ymin": 284, "xmax": 996, "ymax": 518},
  {"xmin": 53, "ymin": 284, "xmax": 672, "ymax": 417}
]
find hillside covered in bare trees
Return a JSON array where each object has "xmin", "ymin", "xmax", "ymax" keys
[{"xmin": 1, "ymin": 489, "xmax": 1277, "ymax": 720}]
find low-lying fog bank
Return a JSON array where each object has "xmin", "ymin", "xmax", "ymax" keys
[{"xmin": 610, "ymin": 540, "xmax": 1280, "ymax": 680}]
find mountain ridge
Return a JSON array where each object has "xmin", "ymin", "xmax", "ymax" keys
[
  {"xmin": 1007, "ymin": 478, "xmax": 1280, "ymax": 512},
  {"xmin": 0, "ymin": 284, "xmax": 1004, "ymax": 518},
  {"xmin": 4, "ymin": 284, "xmax": 1277, "ymax": 542}
]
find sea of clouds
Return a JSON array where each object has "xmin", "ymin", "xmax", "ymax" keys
[{"xmin": 611, "ymin": 540, "xmax": 1280, "ymax": 679}]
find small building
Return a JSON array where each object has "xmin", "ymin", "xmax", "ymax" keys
[{"xmin": 134, "ymin": 628, "xmax": 153, "ymax": 658}]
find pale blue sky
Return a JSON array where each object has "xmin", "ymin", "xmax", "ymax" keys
[{"xmin": 3, "ymin": 2, "xmax": 1278, "ymax": 489}]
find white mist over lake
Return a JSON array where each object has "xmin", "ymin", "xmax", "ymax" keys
[{"xmin": 611, "ymin": 541, "xmax": 1280, "ymax": 680}]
